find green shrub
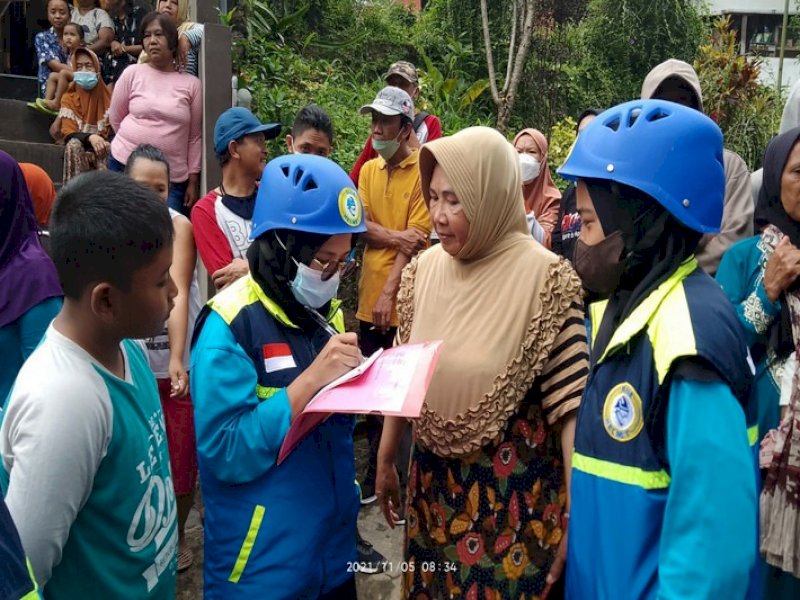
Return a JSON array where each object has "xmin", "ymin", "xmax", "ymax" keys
[
  {"xmin": 232, "ymin": 0, "xmax": 499, "ymax": 171},
  {"xmin": 548, "ymin": 116, "xmax": 578, "ymax": 192},
  {"xmin": 695, "ymin": 17, "xmax": 782, "ymax": 169},
  {"xmin": 580, "ymin": 0, "xmax": 706, "ymax": 102},
  {"xmin": 234, "ymin": 37, "xmax": 373, "ymax": 170}
]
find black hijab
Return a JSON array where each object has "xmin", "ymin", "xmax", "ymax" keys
[
  {"xmin": 588, "ymin": 178, "xmax": 703, "ymax": 361},
  {"xmin": 246, "ymin": 228, "xmax": 331, "ymax": 335},
  {"xmin": 753, "ymin": 127, "xmax": 800, "ymax": 359}
]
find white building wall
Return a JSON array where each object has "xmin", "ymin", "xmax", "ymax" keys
[
  {"xmin": 705, "ymin": 0, "xmax": 797, "ymax": 15},
  {"xmin": 759, "ymin": 56, "xmax": 800, "ymax": 89}
]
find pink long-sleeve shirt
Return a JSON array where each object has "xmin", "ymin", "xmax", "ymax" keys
[{"xmin": 109, "ymin": 64, "xmax": 202, "ymax": 182}]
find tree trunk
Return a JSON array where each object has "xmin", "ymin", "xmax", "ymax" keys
[
  {"xmin": 481, "ymin": 0, "xmax": 538, "ymax": 133},
  {"xmin": 496, "ymin": 94, "xmax": 514, "ymax": 134}
]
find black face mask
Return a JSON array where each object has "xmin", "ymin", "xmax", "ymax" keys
[{"xmin": 573, "ymin": 231, "xmax": 625, "ymax": 298}]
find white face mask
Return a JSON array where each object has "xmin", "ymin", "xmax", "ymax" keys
[
  {"xmin": 372, "ymin": 129, "xmax": 403, "ymax": 161},
  {"xmin": 519, "ymin": 153, "xmax": 541, "ymax": 184},
  {"xmin": 274, "ymin": 232, "xmax": 341, "ymax": 308},
  {"xmin": 290, "ymin": 262, "xmax": 340, "ymax": 308}
]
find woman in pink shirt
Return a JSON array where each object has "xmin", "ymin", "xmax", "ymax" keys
[{"xmin": 108, "ymin": 11, "xmax": 201, "ymax": 214}]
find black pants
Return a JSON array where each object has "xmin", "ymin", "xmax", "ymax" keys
[
  {"xmin": 318, "ymin": 576, "xmax": 357, "ymax": 600},
  {"xmin": 358, "ymin": 322, "xmax": 411, "ymax": 489}
]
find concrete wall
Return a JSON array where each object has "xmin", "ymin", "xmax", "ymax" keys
[
  {"xmin": 759, "ymin": 56, "xmax": 800, "ymax": 90},
  {"xmin": 193, "ymin": 0, "xmax": 223, "ymax": 25},
  {"xmin": 199, "ymin": 23, "xmax": 232, "ymax": 194},
  {"xmin": 190, "ymin": 1, "xmax": 233, "ymax": 299}
]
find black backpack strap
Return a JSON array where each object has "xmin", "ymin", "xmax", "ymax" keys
[{"xmin": 412, "ymin": 111, "xmax": 429, "ymax": 131}]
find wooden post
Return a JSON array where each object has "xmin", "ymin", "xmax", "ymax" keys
[{"xmin": 740, "ymin": 14, "xmax": 748, "ymax": 56}]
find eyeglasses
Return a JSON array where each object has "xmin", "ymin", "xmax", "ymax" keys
[
  {"xmin": 274, "ymin": 232, "xmax": 359, "ymax": 281},
  {"xmin": 312, "ymin": 247, "xmax": 358, "ymax": 281}
]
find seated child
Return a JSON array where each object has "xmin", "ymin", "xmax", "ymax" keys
[
  {"xmin": 0, "ymin": 171, "xmax": 179, "ymax": 597},
  {"xmin": 35, "ymin": 22, "xmax": 84, "ymax": 114}
]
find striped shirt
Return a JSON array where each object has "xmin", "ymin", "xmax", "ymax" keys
[
  {"xmin": 181, "ymin": 24, "xmax": 203, "ymax": 78},
  {"xmin": 535, "ymin": 300, "xmax": 589, "ymax": 423}
]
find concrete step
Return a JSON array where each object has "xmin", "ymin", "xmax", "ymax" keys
[
  {"xmin": 0, "ymin": 98, "xmax": 57, "ymax": 144},
  {"xmin": 0, "ymin": 74, "xmax": 38, "ymax": 102},
  {"xmin": 0, "ymin": 139, "xmax": 63, "ymax": 184}
]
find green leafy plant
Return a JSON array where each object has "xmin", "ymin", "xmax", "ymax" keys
[
  {"xmin": 696, "ymin": 17, "xmax": 782, "ymax": 169},
  {"xmin": 547, "ymin": 116, "xmax": 578, "ymax": 192},
  {"xmin": 231, "ymin": 0, "xmax": 310, "ymax": 44},
  {"xmin": 417, "ymin": 49, "xmax": 491, "ymax": 132},
  {"xmin": 217, "ymin": 5, "xmax": 236, "ymax": 27},
  {"xmin": 579, "ymin": 0, "xmax": 706, "ymax": 102}
]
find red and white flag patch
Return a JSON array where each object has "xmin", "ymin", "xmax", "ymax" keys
[{"xmin": 262, "ymin": 343, "xmax": 296, "ymax": 373}]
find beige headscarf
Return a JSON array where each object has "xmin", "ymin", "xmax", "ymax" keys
[
  {"xmin": 396, "ymin": 126, "xmax": 582, "ymax": 457},
  {"xmin": 641, "ymin": 58, "xmax": 703, "ymax": 110}
]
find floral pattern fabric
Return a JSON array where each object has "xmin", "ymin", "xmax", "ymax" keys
[
  {"xmin": 404, "ymin": 398, "xmax": 567, "ymax": 600},
  {"xmin": 101, "ymin": 3, "xmax": 148, "ymax": 84},
  {"xmin": 34, "ymin": 29, "xmax": 68, "ymax": 98}
]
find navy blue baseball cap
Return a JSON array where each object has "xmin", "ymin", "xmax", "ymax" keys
[{"xmin": 214, "ymin": 107, "xmax": 281, "ymax": 156}]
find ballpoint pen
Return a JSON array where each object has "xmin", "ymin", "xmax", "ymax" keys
[
  {"xmin": 305, "ymin": 306, "xmax": 366, "ymax": 363},
  {"xmin": 305, "ymin": 306, "xmax": 339, "ymax": 338}
]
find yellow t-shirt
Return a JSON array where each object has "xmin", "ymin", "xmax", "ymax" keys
[{"xmin": 356, "ymin": 151, "xmax": 431, "ymax": 326}]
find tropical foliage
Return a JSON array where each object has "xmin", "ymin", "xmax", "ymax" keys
[
  {"xmin": 227, "ymin": 0, "xmax": 782, "ymax": 172},
  {"xmin": 695, "ymin": 17, "xmax": 782, "ymax": 169}
]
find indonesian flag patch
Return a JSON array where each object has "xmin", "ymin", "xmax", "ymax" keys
[{"xmin": 262, "ymin": 343, "xmax": 296, "ymax": 373}]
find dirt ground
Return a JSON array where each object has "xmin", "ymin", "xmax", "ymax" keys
[{"xmin": 176, "ymin": 422, "xmax": 403, "ymax": 599}]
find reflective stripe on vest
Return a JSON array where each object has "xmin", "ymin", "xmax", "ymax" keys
[
  {"xmin": 207, "ymin": 273, "xmax": 344, "ymax": 332},
  {"xmin": 228, "ymin": 504, "xmax": 266, "ymax": 584},
  {"xmin": 594, "ymin": 258, "xmax": 699, "ymax": 384},
  {"xmin": 573, "ymin": 451, "xmax": 671, "ymax": 490}
]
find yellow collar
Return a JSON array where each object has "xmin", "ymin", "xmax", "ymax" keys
[
  {"xmin": 377, "ymin": 148, "xmax": 420, "ymax": 170},
  {"xmin": 247, "ymin": 274, "xmax": 341, "ymax": 328},
  {"xmin": 594, "ymin": 257, "xmax": 698, "ymax": 363}
]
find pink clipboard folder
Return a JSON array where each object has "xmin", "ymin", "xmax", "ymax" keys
[{"xmin": 277, "ymin": 340, "xmax": 443, "ymax": 465}]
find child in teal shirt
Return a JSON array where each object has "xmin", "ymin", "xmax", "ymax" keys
[{"xmin": 1, "ymin": 171, "xmax": 178, "ymax": 599}]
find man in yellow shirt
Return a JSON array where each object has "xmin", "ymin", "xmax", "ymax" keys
[{"xmin": 356, "ymin": 86, "xmax": 432, "ymax": 510}]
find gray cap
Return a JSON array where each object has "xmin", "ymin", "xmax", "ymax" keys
[{"xmin": 359, "ymin": 86, "xmax": 415, "ymax": 118}]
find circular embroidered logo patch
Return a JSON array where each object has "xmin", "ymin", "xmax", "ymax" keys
[
  {"xmin": 602, "ymin": 382, "xmax": 644, "ymax": 442},
  {"xmin": 338, "ymin": 187, "xmax": 362, "ymax": 228}
]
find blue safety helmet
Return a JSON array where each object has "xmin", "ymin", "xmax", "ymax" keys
[
  {"xmin": 250, "ymin": 154, "xmax": 367, "ymax": 240},
  {"xmin": 558, "ymin": 99, "xmax": 724, "ymax": 234}
]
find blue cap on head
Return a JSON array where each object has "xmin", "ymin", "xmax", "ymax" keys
[
  {"xmin": 250, "ymin": 154, "xmax": 367, "ymax": 241},
  {"xmin": 558, "ymin": 99, "xmax": 725, "ymax": 234},
  {"xmin": 214, "ymin": 107, "xmax": 281, "ymax": 156}
]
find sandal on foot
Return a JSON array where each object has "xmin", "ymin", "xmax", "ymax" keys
[
  {"xmin": 177, "ymin": 543, "xmax": 194, "ymax": 572},
  {"xmin": 33, "ymin": 98, "xmax": 58, "ymax": 116}
]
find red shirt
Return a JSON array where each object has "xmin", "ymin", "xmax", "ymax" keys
[{"xmin": 191, "ymin": 189, "xmax": 231, "ymax": 275}]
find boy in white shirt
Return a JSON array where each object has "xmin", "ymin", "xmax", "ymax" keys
[{"xmin": 0, "ymin": 171, "xmax": 178, "ymax": 598}]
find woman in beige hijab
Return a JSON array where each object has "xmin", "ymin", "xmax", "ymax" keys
[
  {"xmin": 513, "ymin": 128, "xmax": 562, "ymax": 249},
  {"xmin": 376, "ymin": 127, "xmax": 587, "ymax": 599}
]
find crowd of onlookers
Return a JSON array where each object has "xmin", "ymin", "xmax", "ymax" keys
[{"xmin": 30, "ymin": 0, "xmax": 203, "ymax": 190}]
